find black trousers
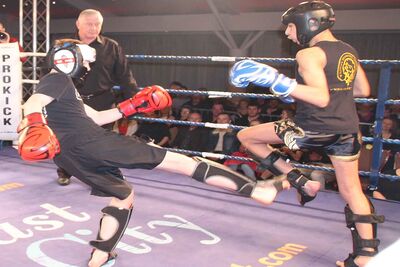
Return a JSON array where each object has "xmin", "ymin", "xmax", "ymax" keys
[{"xmin": 54, "ymin": 132, "xmax": 166, "ymax": 200}]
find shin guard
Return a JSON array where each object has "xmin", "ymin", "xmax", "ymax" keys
[
  {"xmin": 343, "ymin": 200, "xmax": 385, "ymax": 266},
  {"xmin": 252, "ymin": 151, "xmax": 287, "ymax": 193},
  {"xmin": 90, "ymin": 206, "xmax": 133, "ymax": 252},
  {"xmin": 191, "ymin": 157, "xmax": 256, "ymax": 196},
  {"xmin": 256, "ymin": 151, "xmax": 283, "ymax": 176},
  {"xmin": 286, "ymin": 169, "xmax": 316, "ymax": 205}
]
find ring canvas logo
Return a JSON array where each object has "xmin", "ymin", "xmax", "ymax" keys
[{"xmin": 0, "ymin": 203, "xmax": 221, "ymax": 266}]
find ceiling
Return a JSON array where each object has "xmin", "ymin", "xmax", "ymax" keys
[{"xmin": 1, "ymin": 0, "xmax": 400, "ymax": 19}]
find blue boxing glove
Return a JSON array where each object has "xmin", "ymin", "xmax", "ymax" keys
[
  {"xmin": 279, "ymin": 95, "xmax": 295, "ymax": 104},
  {"xmin": 229, "ymin": 59, "xmax": 297, "ymax": 97},
  {"xmin": 229, "ymin": 59, "xmax": 279, "ymax": 88}
]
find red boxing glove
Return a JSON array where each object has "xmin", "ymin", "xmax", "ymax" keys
[
  {"xmin": 117, "ymin": 85, "xmax": 172, "ymax": 118},
  {"xmin": 17, "ymin": 113, "xmax": 60, "ymax": 161}
]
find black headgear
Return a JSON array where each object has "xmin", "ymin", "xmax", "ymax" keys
[
  {"xmin": 47, "ymin": 42, "xmax": 96, "ymax": 78},
  {"xmin": 282, "ymin": 1, "xmax": 335, "ymax": 46}
]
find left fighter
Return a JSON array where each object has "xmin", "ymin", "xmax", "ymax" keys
[{"xmin": 18, "ymin": 38, "xmax": 283, "ymax": 267}]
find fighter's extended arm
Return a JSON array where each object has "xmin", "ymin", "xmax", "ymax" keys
[{"xmin": 85, "ymin": 85, "xmax": 172, "ymax": 126}]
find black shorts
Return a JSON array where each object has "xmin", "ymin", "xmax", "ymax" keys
[
  {"xmin": 54, "ymin": 132, "xmax": 167, "ymax": 200},
  {"xmin": 274, "ymin": 119, "xmax": 361, "ymax": 161}
]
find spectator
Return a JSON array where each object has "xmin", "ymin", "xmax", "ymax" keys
[
  {"xmin": 158, "ymin": 106, "xmax": 178, "ymax": 145},
  {"xmin": 264, "ymin": 99, "xmax": 283, "ymax": 122},
  {"xmin": 56, "ymin": 9, "xmax": 137, "ymax": 185},
  {"xmin": 169, "ymin": 81, "xmax": 190, "ymax": 117},
  {"xmin": 112, "ymin": 118, "xmax": 137, "ymax": 136},
  {"xmin": 224, "ymin": 144, "xmax": 259, "ymax": 180},
  {"xmin": 176, "ymin": 105, "xmax": 192, "ymax": 121},
  {"xmin": 234, "ymin": 101, "xmax": 267, "ymax": 126},
  {"xmin": 171, "ymin": 111, "xmax": 207, "ymax": 151},
  {"xmin": 249, "ymin": 119, "xmax": 262, "ymax": 127},
  {"xmin": 205, "ymin": 101, "xmax": 225, "ymax": 123},
  {"xmin": 381, "ymin": 117, "xmax": 400, "ymax": 175},
  {"xmin": 135, "ymin": 111, "xmax": 170, "ymax": 147},
  {"xmin": 357, "ymin": 103, "xmax": 375, "ymax": 137},
  {"xmin": 386, "ymin": 104, "xmax": 400, "ymax": 121},
  {"xmin": 231, "ymin": 98, "xmax": 249, "ymax": 123},
  {"xmin": 381, "ymin": 117, "xmax": 398, "ymax": 140},
  {"xmin": 159, "ymin": 106, "xmax": 174, "ymax": 120},
  {"xmin": 205, "ymin": 112, "xmax": 240, "ymax": 160},
  {"xmin": 280, "ymin": 108, "xmax": 295, "ymax": 120},
  {"xmin": 182, "ymin": 87, "xmax": 212, "ymax": 112}
]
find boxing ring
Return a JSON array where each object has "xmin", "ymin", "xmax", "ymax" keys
[
  {"xmin": 1, "ymin": 46, "xmax": 400, "ymax": 266},
  {"xmin": 1, "ymin": 146, "xmax": 400, "ymax": 267}
]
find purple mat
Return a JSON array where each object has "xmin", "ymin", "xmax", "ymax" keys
[{"xmin": 1, "ymin": 147, "xmax": 399, "ymax": 267}]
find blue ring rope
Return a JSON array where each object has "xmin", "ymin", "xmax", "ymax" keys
[
  {"xmin": 126, "ymin": 54, "xmax": 400, "ymax": 65},
  {"xmin": 132, "ymin": 116, "xmax": 400, "ymax": 146},
  {"xmin": 163, "ymin": 147, "xmax": 399, "ymax": 181},
  {"xmin": 115, "ymin": 87, "xmax": 400, "ymax": 105},
  {"xmin": 124, "ymin": 53, "xmax": 399, "ymax": 183}
]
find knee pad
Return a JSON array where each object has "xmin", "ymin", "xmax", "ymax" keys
[
  {"xmin": 344, "ymin": 199, "xmax": 385, "ymax": 261},
  {"xmin": 256, "ymin": 151, "xmax": 283, "ymax": 176},
  {"xmin": 191, "ymin": 157, "xmax": 256, "ymax": 196},
  {"xmin": 90, "ymin": 206, "xmax": 133, "ymax": 252}
]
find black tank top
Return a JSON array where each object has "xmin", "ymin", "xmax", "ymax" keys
[{"xmin": 294, "ymin": 41, "xmax": 360, "ymax": 134}]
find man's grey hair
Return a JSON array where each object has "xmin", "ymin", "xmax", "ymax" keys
[{"xmin": 77, "ymin": 9, "xmax": 103, "ymax": 23}]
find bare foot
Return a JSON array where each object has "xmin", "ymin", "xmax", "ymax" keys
[
  {"xmin": 336, "ymin": 255, "xmax": 372, "ymax": 267},
  {"xmin": 336, "ymin": 260, "xmax": 345, "ymax": 267},
  {"xmin": 251, "ymin": 179, "xmax": 288, "ymax": 205},
  {"xmin": 303, "ymin": 180, "xmax": 321, "ymax": 197},
  {"xmin": 88, "ymin": 249, "xmax": 112, "ymax": 267}
]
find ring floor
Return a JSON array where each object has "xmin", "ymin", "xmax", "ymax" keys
[{"xmin": 1, "ymin": 146, "xmax": 399, "ymax": 267}]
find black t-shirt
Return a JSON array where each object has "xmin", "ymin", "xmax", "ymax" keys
[
  {"xmin": 134, "ymin": 121, "xmax": 170, "ymax": 144},
  {"xmin": 294, "ymin": 41, "xmax": 360, "ymax": 134},
  {"xmin": 35, "ymin": 72, "xmax": 105, "ymax": 148}
]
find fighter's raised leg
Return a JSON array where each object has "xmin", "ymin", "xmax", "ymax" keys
[{"xmin": 238, "ymin": 122, "xmax": 321, "ymax": 205}]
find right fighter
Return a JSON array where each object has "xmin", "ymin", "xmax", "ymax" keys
[
  {"xmin": 18, "ymin": 38, "xmax": 289, "ymax": 267},
  {"xmin": 229, "ymin": 1, "xmax": 384, "ymax": 267}
]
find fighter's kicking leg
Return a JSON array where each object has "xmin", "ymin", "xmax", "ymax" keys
[
  {"xmin": 237, "ymin": 122, "xmax": 321, "ymax": 205},
  {"xmin": 88, "ymin": 191, "xmax": 134, "ymax": 267},
  {"xmin": 156, "ymin": 151, "xmax": 286, "ymax": 205}
]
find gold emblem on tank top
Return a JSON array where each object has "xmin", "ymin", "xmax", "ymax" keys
[{"xmin": 337, "ymin": 52, "xmax": 357, "ymax": 86}]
